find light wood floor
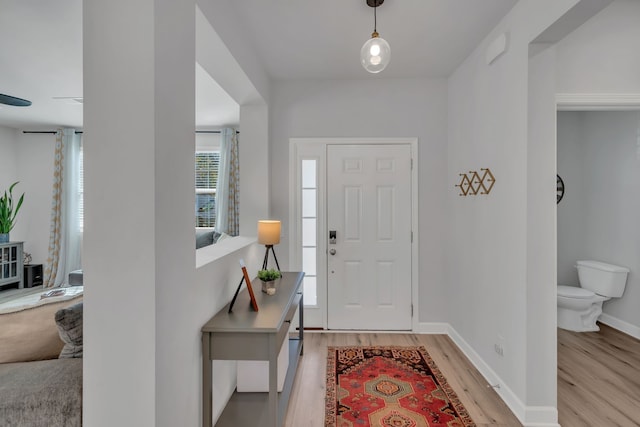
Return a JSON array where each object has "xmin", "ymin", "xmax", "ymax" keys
[
  {"xmin": 0, "ymin": 284, "xmax": 43, "ymax": 304},
  {"xmin": 558, "ymin": 323, "xmax": 640, "ymax": 427},
  {"xmin": 285, "ymin": 327, "xmax": 640, "ymax": 427},
  {"xmin": 284, "ymin": 333, "xmax": 522, "ymax": 427}
]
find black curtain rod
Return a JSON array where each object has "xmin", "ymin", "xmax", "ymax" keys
[
  {"xmin": 196, "ymin": 130, "xmax": 240, "ymax": 134},
  {"xmin": 22, "ymin": 130, "xmax": 83, "ymax": 134},
  {"xmin": 22, "ymin": 130, "xmax": 239, "ymax": 135}
]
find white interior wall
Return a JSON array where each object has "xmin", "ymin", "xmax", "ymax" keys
[
  {"xmin": 196, "ymin": 132, "xmax": 221, "ymax": 151},
  {"xmin": 14, "ymin": 133, "xmax": 55, "ymax": 265},
  {"xmin": 446, "ymin": 1, "xmax": 585, "ymax": 424},
  {"xmin": 557, "ymin": 112, "xmax": 587, "ymax": 284},
  {"xmin": 0, "ymin": 126, "xmax": 18, "ymax": 184},
  {"xmin": 0, "ymin": 126, "xmax": 19, "ymax": 232},
  {"xmin": 557, "ymin": 111, "xmax": 640, "ymax": 330},
  {"xmin": 239, "ymin": 104, "xmax": 270, "ymax": 233},
  {"xmin": 84, "ymin": 0, "xmax": 199, "ymax": 425},
  {"xmin": 556, "ymin": 0, "xmax": 640, "ymax": 94},
  {"xmin": 195, "ymin": 2, "xmax": 269, "ymax": 106},
  {"xmin": 526, "ymin": 44, "xmax": 559, "ymax": 413},
  {"xmin": 84, "ymin": 0, "xmax": 159, "ymax": 424},
  {"xmin": 83, "ymin": 1, "xmax": 269, "ymax": 425},
  {"xmin": 0, "ymin": 128, "xmax": 53, "ymax": 267},
  {"xmin": 270, "ymin": 78, "xmax": 449, "ymax": 323}
]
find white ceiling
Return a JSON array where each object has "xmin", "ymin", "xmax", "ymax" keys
[
  {"xmin": 0, "ymin": 0, "xmax": 83, "ymax": 130},
  {"xmin": 229, "ymin": 0, "xmax": 518, "ymax": 80},
  {"xmin": 0, "ymin": 0, "xmax": 518, "ymax": 130}
]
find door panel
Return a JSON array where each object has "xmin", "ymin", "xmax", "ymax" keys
[{"xmin": 327, "ymin": 144, "xmax": 412, "ymax": 330}]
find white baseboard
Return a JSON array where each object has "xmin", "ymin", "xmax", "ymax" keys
[
  {"xmin": 445, "ymin": 326, "xmax": 527, "ymax": 424},
  {"xmin": 599, "ymin": 313, "xmax": 640, "ymax": 340},
  {"xmin": 415, "ymin": 322, "xmax": 449, "ymax": 334},
  {"xmin": 424, "ymin": 324, "xmax": 559, "ymax": 427},
  {"xmin": 521, "ymin": 406, "xmax": 561, "ymax": 427}
]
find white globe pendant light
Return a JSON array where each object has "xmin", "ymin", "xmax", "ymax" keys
[
  {"xmin": 361, "ymin": 0, "xmax": 390, "ymax": 73},
  {"xmin": 361, "ymin": 33, "xmax": 390, "ymax": 73}
]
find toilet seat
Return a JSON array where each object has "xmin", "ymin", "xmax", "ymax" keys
[{"xmin": 557, "ymin": 285, "xmax": 594, "ymax": 299}]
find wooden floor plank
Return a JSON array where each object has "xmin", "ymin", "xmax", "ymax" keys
[{"xmin": 558, "ymin": 323, "xmax": 640, "ymax": 427}]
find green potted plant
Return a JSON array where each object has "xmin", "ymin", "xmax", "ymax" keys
[
  {"xmin": 0, "ymin": 182, "xmax": 24, "ymax": 243},
  {"xmin": 258, "ymin": 268, "xmax": 281, "ymax": 295}
]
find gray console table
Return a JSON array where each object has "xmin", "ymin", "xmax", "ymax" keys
[{"xmin": 202, "ymin": 271, "xmax": 304, "ymax": 427}]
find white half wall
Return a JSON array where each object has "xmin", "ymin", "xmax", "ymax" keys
[{"xmin": 270, "ymin": 77, "xmax": 449, "ymax": 323}]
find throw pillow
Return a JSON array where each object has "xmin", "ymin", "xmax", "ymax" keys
[
  {"xmin": 55, "ymin": 301, "xmax": 83, "ymax": 358},
  {"xmin": 0, "ymin": 300, "xmax": 73, "ymax": 363},
  {"xmin": 216, "ymin": 232, "xmax": 231, "ymax": 243},
  {"xmin": 196, "ymin": 230, "xmax": 214, "ymax": 249}
]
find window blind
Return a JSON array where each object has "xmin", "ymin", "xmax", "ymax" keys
[
  {"xmin": 195, "ymin": 152, "xmax": 220, "ymax": 228},
  {"xmin": 195, "ymin": 152, "xmax": 220, "ymax": 189}
]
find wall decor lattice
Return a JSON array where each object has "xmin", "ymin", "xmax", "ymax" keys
[{"xmin": 455, "ymin": 168, "xmax": 495, "ymax": 196}]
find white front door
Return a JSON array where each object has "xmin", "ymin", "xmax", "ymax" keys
[{"xmin": 326, "ymin": 144, "xmax": 412, "ymax": 330}]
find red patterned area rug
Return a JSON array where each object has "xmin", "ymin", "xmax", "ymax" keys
[{"xmin": 325, "ymin": 346, "xmax": 476, "ymax": 427}]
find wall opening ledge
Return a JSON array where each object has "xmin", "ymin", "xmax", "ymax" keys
[{"xmin": 196, "ymin": 236, "xmax": 257, "ymax": 269}]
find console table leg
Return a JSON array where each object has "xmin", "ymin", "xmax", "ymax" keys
[
  {"xmin": 269, "ymin": 336, "xmax": 278, "ymax": 427},
  {"xmin": 202, "ymin": 333, "xmax": 212, "ymax": 427},
  {"xmin": 298, "ymin": 292, "xmax": 304, "ymax": 355}
]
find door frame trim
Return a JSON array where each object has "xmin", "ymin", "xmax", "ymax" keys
[{"xmin": 289, "ymin": 137, "xmax": 420, "ymax": 331}]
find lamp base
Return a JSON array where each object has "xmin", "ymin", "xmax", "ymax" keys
[{"xmin": 262, "ymin": 245, "xmax": 281, "ymax": 272}]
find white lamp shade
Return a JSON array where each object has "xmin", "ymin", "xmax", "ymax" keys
[
  {"xmin": 258, "ymin": 220, "xmax": 281, "ymax": 245},
  {"xmin": 361, "ymin": 36, "xmax": 390, "ymax": 73}
]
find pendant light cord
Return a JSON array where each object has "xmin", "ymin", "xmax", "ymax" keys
[{"xmin": 374, "ymin": 3, "xmax": 377, "ymax": 33}]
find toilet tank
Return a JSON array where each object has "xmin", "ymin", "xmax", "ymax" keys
[{"xmin": 576, "ymin": 260, "xmax": 629, "ymax": 298}]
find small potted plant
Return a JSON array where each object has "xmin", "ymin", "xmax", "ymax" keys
[
  {"xmin": 258, "ymin": 268, "xmax": 281, "ymax": 295},
  {"xmin": 0, "ymin": 182, "xmax": 24, "ymax": 243}
]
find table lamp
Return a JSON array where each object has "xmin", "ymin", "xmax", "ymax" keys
[{"xmin": 258, "ymin": 220, "xmax": 281, "ymax": 272}]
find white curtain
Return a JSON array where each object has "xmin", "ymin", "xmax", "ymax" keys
[
  {"xmin": 43, "ymin": 128, "xmax": 82, "ymax": 287},
  {"xmin": 215, "ymin": 128, "xmax": 239, "ymax": 236}
]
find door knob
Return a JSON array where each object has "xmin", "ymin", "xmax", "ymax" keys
[{"xmin": 329, "ymin": 249, "xmax": 336, "ymax": 256}]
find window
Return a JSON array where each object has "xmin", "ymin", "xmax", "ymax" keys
[
  {"xmin": 195, "ymin": 151, "xmax": 220, "ymax": 227},
  {"xmin": 301, "ymin": 159, "xmax": 318, "ymax": 306}
]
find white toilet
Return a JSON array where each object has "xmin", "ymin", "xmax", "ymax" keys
[{"xmin": 557, "ymin": 260, "xmax": 629, "ymax": 332}]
